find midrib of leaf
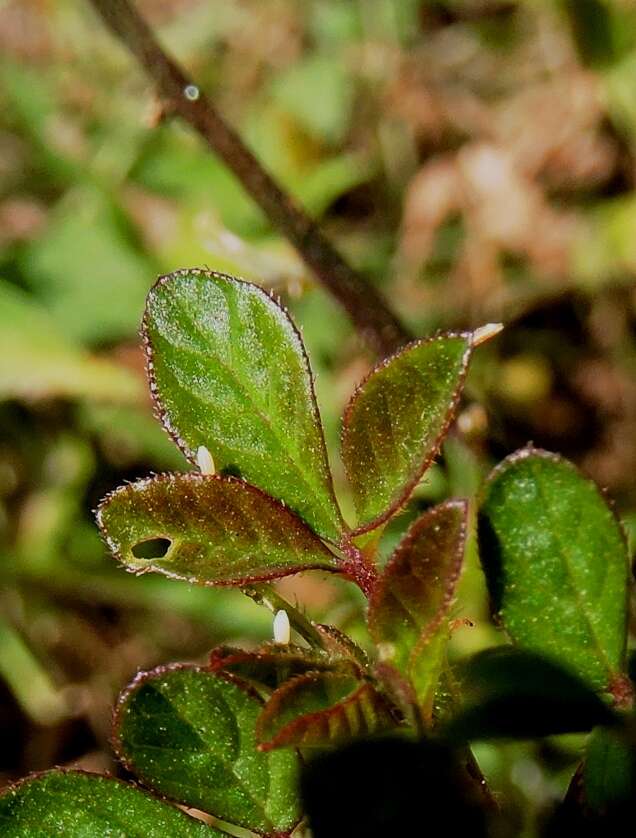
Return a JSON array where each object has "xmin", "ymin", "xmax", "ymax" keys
[
  {"xmin": 523, "ymin": 460, "xmax": 617, "ymax": 680},
  {"xmin": 129, "ymin": 684, "xmax": 278, "ymax": 833},
  {"xmin": 155, "ymin": 317, "xmax": 341, "ymax": 539}
]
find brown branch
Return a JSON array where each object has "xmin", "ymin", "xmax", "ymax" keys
[{"xmin": 87, "ymin": 0, "xmax": 412, "ymax": 357}]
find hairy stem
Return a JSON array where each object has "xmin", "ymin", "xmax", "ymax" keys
[
  {"xmin": 87, "ymin": 0, "xmax": 412, "ymax": 357},
  {"xmin": 244, "ymin": 583, "xmax": 327, "ymax": 650}
]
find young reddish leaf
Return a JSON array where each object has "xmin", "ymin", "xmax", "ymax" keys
[
  {"xmin": 367, "ymin": 500, "xmax": 468, "ymax": 709},
  {"xmin": 209, "ymin": 643, "xmax": 362, "ymax": 691},
  {"xmin": 97, "ymin": 472, "xmax": 340, "ymax": 587},
  {"xmin": 114, "ymin": 664, "xmax": 301, "ymax": 836},
  {"xmin": 0, "ymin": 770, "xmax": 229, "ymax": 837},
  {"xmin": 479, "ymin": 447, "xmax": 630, "ymax": 690},
  {"xmin": 143, "ymin": 269, "xmax": 344, "ymax": 542},
  {"xmin": 256, "ymin": 671, "xmax": 400, "ymax": 751},
  {"xmin": 341, "ymin": 334, "xmax": 473, "ymax": 533},
  {"xmin": 314, "ymin": 623, "xmax": 370, "ymax": 668}
]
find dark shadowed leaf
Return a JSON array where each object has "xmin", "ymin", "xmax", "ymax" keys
[
  {"xmin": 584, "ymin": 726, "xmax": 636, "ymax": 814},
  {"xmin": 301, "ymin": 737, "xmax": 488, "ymax": 838},
  {"xmin": 445, "ymin": 648, "xmax": 617, "ymax": 742},
  {"xmin": 209, "ymin": 643, "xmax": 361, "ymax": 691},
  {"xmin": 256, "ymin": 671, "xmax": 399, "ymax": 751},
  {"xmin": 0, "ymin": 770, "xmax": 229, "ymax": 837},
  {"xmin": 479, "ymin": 447, "xmax": 629, "ymax": 689},
  {"xmin": 367, "ymin": 501, "xmax": 467, "ymax": 710},
  {"xmin": 97, "ymin": 472, "xmax": 340, "ymax": 586},
  {"xmin": 143, "ymin": 269, "xmax": 344, "ymax": 541},
  {"xmin": 114, "ymin": 665, "xmax": 301, "ymax": 835},
  {"xmin": 341, "ymin": 334, "xmax": 472, "ymax": 533}
]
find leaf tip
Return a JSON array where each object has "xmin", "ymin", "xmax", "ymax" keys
[{"xmin": 471, "ymin": 322, "xmax": 504, "ymax": 347}]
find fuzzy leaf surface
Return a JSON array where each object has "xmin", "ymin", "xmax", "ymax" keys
[
  {"xmin": 0, "ymin": 770, "xmax": 228, "ymax": 837},
  {"xmin": 209, "ymin": 644, "xmax": 360, "ymax": 691},
  {"xmin": 367, "ymin": 501, "xmax": 467, "ymax": 706},
  {"xmin": 97, "ymin": 473, "xmax": 339, "ymax": 586},
  {"xmin": 256, "ymin": 671, "xmax": 398, "ymax": 751},
  {"xmin": 143, "ymin": 269, "xmax": 343, "ymax": 541},
  {"xmin": 341, "ymin": 334, "xmax": 472, "ymax": 532},
  {"xmin": 479, "ymin": 447, "xmax": 629, "ymax": 689},
  {"xmin": 114, "ymin": 665, "xmax": 301, "ymax": 835}
]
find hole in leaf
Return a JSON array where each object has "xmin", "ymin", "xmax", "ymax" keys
[{"xmin": 132, "ymin": 538, "xmax": 172, "ymax": 560}]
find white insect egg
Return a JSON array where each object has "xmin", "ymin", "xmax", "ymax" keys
[
  {"xmin": 471, "ymin": 323, "xmax": 504, "ymax": 347},
  {"xmin": 273, "ymin": 610, "xmax": 291, "ymax": 645},
  {"xmin": 196, "ymin": 445, "xmax": 215, "ymax": 475}
]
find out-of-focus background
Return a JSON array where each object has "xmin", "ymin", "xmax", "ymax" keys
[{"xmin": 1, "ymin": 0, "xmax": 635, "ymax": 830}]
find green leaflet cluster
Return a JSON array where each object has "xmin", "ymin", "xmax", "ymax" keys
[{"xmin": 5, "ymin": 268, "xmax": 633, "ymax": 834}]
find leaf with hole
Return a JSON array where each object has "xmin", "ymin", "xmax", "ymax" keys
[
  {"xmin": 0, "ymin": 770, "xmax": 230, "ymax": 837},
  {"xmin": 342, "ymin": 334, "xmax": 473, "ymax": 533},
  {"xmin": 143, "ymin": 269, "xmax": 344, "ymax": 541},
  {"xmin": 256, "ymin": 671, "xmax": 399, "ymax": 751},
  {"xmin": 479, "ymin": 447, "xmax": 630, "ymax": 689},
  {"xmin": 367, "ymin": 500, "xmax": 467, "ymax": 711},
  {"xmin": 97, "ymin": 473, "xmax": 341, "ymax": 587},
  {"xmin": 114, "ymin": 665, "xmax": 301, "ymax": 836},
  {"xmin": 444, "ymin": 648, "xmax": 617, "ymax": 742}
]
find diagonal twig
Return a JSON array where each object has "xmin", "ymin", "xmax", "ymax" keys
[{"xmin": 88, "ymin": 0, "xmax": 412, "ymax": 356}]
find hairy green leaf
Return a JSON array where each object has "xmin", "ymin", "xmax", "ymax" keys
[
  {"xmin": 143, "ymin": 269, "xmax": 344, "ymax": 541},
  {"xmin": 444, "ymin": 648, "xmax": 616, "ymax": 742},
  {"xmin": 367, "ymin": 501, "xmax": 467, "ymax": 709},
  {"xmin": 479, "ymin": 447, "xmax": 630, "ymax": 689},
  {"xmin": 114, "ymin": 665, "xmax": 301, "ymax": 836},
  {"xmin": 0, "ymin": 770, "xmax": 228, "ymax": 837},
  {"xmin": 97, "ymin": 473, "xmax": 340, "ymax": 586},
  {"xmin": 209, "ymin": 644, "xmax": 361, "ymax": 691},
  {"xmin": 342, "ymin": 334, "xmax": 472, "ymax": 533},
  {"xmin": 256, "ymin": 671, "xmax": 399, "ymax": 751}
]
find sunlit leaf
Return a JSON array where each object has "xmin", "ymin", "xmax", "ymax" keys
[
  {"xmin": 0, "ymin": 770, "xmax": 229, "ymax": 837},
  {"xmin": 342, "ymin": 334, "xmax": 472, "ymax": 533},
  {"xmin": 97, "ymin": 473, "xmax": 340, "ymax": 587},
  {"xmin": 256, "ymin": 671, "xmax": 399, "ymax": 751},
  {"xmin": 0, "ymin": 281, "xmax": 141, "ymax": 403},
  {"xmin": 444, "ymin": 648, "xmax": 617, "ymax": 742},
  {"xmin": 114, "ymin": 665, "xmax": 301, "ymax": 835},
  {"xmin": 367, "ymin": 500, "xmax": 468, "ymax": 711},
  {"xmin": 143, "ymin": 269, "xmax": 344, "ymax": 542},
  {"xmin": 479, "ymin": 447, "xmax": 630, "ymax": 689}
]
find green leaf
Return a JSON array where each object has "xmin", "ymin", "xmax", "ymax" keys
[
  {"xmin": 209, "ymin": 644, "xmax": 361, "ymax": 691},
  {"xmin": 585, "ymin": 726, "xmax": 636, "ymax": 814},
  {"xmin": 444, "ymin": 648, "xmax": 617, "ymax": 742},
  {"xmin": 367, "ymin": 501, "xmax": 467, "ymax": 710},
  {"xmin": 97, "ymin": 473, "xmax": 340, "ymax": 587},
  {"xmin": 256, "ymin": 671, "xmax": 399, "ymax": 751},
  {"xmin": 341, "ymin": 334, "xmax": 472, "ymax": 533},
  {"xmin": 143, "ymin": 269, "xmax": 344, "ymax": 542},
  {"xmin": 114, "ymin": 665, "xmax": 301, "ymax": 836},
  {"xmin": 0, "ymin": 281, "xmax": 142, "ymax": 403},
  {"xmin": 0, "ymin": 770, "xmax": 228, "ymax": 837},
  {"xmin": 479, "ymin": 447, "xmax": 630, "ymax": 689},
  {"xmin": 301, "ymin": 738, "xmax": 488, "ymax": 837}
]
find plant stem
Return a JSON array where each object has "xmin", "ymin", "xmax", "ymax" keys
[
  {"xmin": 244, "ymin": 584, "xmax": 327, "ymax": 650},
  {"xmin": 87, "ymin": 0, "xmax": 412, "ymax": 357}
]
